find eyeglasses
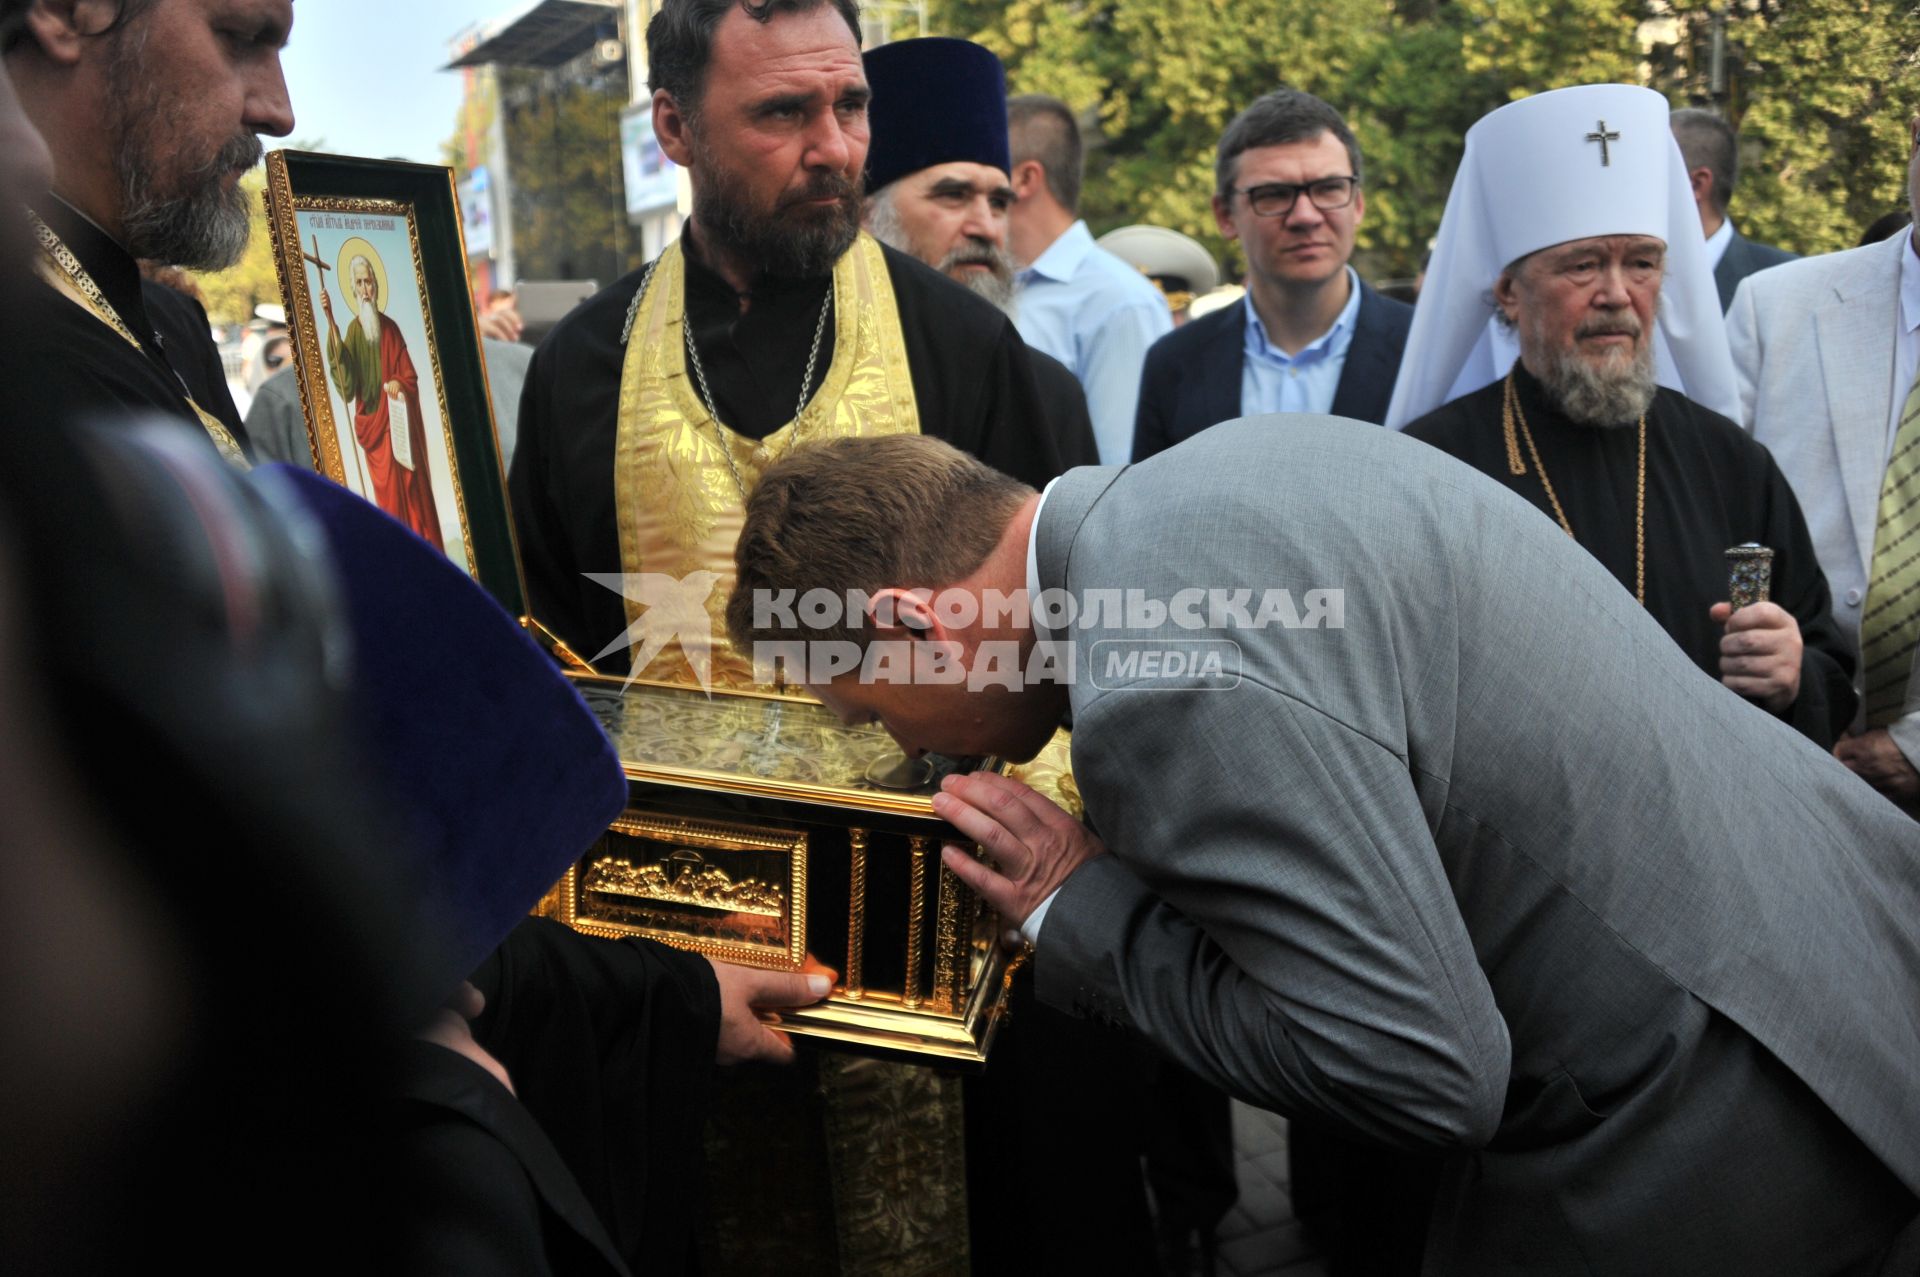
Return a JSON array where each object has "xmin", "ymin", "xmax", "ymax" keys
[{"xmin": 1232, "ymin": 176, "xmax": 1360, "ymax": 217}]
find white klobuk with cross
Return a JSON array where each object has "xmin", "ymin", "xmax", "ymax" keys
[{"xmin": 1384, "ymin": 82, "xmax": 1742, "ymax": 431}]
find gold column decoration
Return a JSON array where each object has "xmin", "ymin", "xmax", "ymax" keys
[
  {"xmin": 846, "ymin": 827, "xmax": 869, "ymax": 1000},
  {"xmin": 905, "ymin": 835, "xmax": 930, "ymax": 1009},
  {"xmin": 933, "ymin": 857, "xmax": 965, "ymax": 1014}
]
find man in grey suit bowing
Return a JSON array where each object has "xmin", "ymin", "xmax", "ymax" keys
[{"xmin": 726, "ymin": 423, "xmax": 1920, "ymax": 1276}]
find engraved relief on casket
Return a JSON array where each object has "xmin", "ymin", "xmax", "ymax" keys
[{"xmin": 573, "ymin": 812, "xmax": 808, "ymax": 971}]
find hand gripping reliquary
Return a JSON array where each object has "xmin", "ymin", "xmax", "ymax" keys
[{"xmin": 534, "ymin": 674, "xmax": 1078, "ymax": 1068}]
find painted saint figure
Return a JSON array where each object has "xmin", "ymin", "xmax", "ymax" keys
[{"xmin": 320, "ymin": 253, "xmax": 443, "ymax": 550}]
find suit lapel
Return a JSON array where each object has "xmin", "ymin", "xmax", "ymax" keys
[
  {"xmin": 1199, "ymin": 303, "xmax": 1246, "ymax": 431},
  {"xmin": 1330, "ymin": 286, "xmax": 1390, "ymax": 424},
  {"xmin": 1713, "ymin": 234, "xmax": 1744, "ymax": 311},
  {"xmin": 399, "ymin": 1044, "xmax": 633, "ymax": 1276},
  {"xmin": 1813, "ymin": 235, "xmax": 1905, "ymax": 574}
]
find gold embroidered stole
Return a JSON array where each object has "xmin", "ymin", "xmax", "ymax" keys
[
  {"xmin": 613, "ymin": 232, "xmax": 920, "ymax": 690},
  {"xmin": 31, "ymin": 226, "xmax": 250, "ymax": 470}
]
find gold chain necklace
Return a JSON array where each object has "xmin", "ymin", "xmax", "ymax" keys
[
  {"xmin": 1501, "ymin": 369, "xmax": 1645, "ymax": 605},
  {"xmin": 27, "ymin": 209, "xmax": 250, "ymax": 470}
]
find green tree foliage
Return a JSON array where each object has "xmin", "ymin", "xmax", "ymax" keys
[
  {"xmin": 1686, "ymin": 0, "xmax": 1920, "ymax": 255},
  {"xmin": 498, "ymin": 66, "xmax": 640, "ymax": 284},
  {"xmin": 929, "ymin": 0, "xmax": 1920, "ymax": 278}
]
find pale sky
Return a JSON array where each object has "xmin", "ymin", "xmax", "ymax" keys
[{"xmin": 279, "ymin": 0, "xmax": 500, "ymax": 165}]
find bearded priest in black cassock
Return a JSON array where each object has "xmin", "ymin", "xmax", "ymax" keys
[
  {"xmin": 1393, "ymin": 85, "xmax": 1854, "ymax": 748},
  {"xmin": 510, "ymin": 2, "xmax": 1084, "ymax": 678},
  {"xmin": 1405, "ymin": 352, "xmax": 1854, "ymax": 746},
  {"xmin": 506, "ymin": 2, "xmax": 1106, "ymax": 1271}
]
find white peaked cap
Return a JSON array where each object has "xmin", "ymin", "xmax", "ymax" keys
[{"xmin": 1385, "ymin": 84, "xmax": 1739, "ymax": 430}]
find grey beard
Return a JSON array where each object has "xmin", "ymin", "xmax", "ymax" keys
[
  {"xmin": 868, "ymin": 191, "xmax": 1016, "ymax": 314},
  {"xmin": 1534, "ymin": 338, "xmax": 1657, "ymax": 428},
  {"xmin": 114, "ymin": 108, "xmax": 261, "ymax": 270},
  {"xmin": 938, "ymin": 242, "xmax": 1016, "ymax": 313}
]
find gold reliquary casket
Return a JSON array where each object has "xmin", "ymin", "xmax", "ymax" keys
[{"xmin": 538, "ymin": 675, "xmax": 1076, "ymax": 1068}]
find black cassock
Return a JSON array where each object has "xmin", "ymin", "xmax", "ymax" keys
[
  {"xmin": 386, "ymin": 919, "xmax": 720, "ymax": 1277},
  {"xmin": 22, "ymin": 197, "xmax": 249, "ymax": 451},
  {"xmin": 508, "ymin": 235, "xmax": 1097, "ymax": 666},
  {"xmin": 1405, "ymin": 360, "xmax": 1856, "ymax": 746},
  {"xmin": 506, "ymin": 236, "xmax": 1150, "ymax": 1273}
]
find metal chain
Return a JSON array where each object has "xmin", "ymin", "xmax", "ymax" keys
[
  {"xmin": 1501, "ymin": 369, "xmax": 1646, "ymax": 606},
  {"xmin": 681, "ymin": 318, "xmax": 757, "ymax": 501},
  {"xmin": 682, "ymin": 280, "xmax": 832, "ymax": 501},
  {"xmin": 618, "ymin": 255, "xmax": 660, "ymax": 347},
  {"xmin": 619, "ymin": 249, "xmax": 833, "ymax": 501},
  {"xmin": 29, "ymin": 208, "xmax": 251, "ymax": 470}
]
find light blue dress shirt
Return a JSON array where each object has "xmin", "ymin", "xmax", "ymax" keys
[
  {"xmin": 1015, "ymin": 220, "xmax": 1173, "ymax": 465},
  {"xmin": 1239, "ymin": 268, "xmax": 1363, "ymax": 417}
]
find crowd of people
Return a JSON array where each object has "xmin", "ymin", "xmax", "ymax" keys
[{"xmin": 4, "ymin": 0, "xmax": 1919, "ymax": 1274}]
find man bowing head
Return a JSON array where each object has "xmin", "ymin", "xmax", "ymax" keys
[
  {"xmin": 727, "ymin": 426, "xmax": 1920, "ymax": 1275},
  {"xmin": 1393, "ymin": 84, "xmax": 1856, "ymax": 746}
]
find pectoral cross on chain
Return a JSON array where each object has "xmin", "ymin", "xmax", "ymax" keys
[{"xmin": 1585, "ymin": 120, "xmax": 1621, "ymax": 167}]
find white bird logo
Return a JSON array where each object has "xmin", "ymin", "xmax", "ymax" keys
[{"xmin": 582, "ymin": 570, "xmax": 723, "ymax": 693}]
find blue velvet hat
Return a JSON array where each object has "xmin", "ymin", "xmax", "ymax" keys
[
  {"xmin": 255, "ymin": 464, "xmax": 628, "ymax": 1009},
  {"xmin": 863, "ymin": 37, "xmax": 1011, "ymax": 193}
]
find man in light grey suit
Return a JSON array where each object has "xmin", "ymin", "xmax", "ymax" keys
[
  {"xmin": 726, "ymin": 423, "xmax": 1920, "ymax": 1275},
  {"xmin": 1728, "ymin": 116, "xmax": 1920, "ymax": 810}
]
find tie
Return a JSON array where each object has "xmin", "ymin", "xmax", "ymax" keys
[{"xmin": 1861, "ymin": 368, "xmax": 1920, "ymax": 726}]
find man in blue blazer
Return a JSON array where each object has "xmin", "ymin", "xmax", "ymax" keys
[
  {"xmin": 1129, "ymin": 86, "xmax": 1426, "ymax": 1271},
  {"xmin": 1133, "ymin": 90, "xmax": 1414, "ymax": 462},
  {"xmin": 1671, "ymin": 108, "xmax": 1797, "ymax": 312}
]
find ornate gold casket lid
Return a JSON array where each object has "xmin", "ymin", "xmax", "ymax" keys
[{"xmin": 567, "ymin": 673, "xmax": 982, "ymax": 818}]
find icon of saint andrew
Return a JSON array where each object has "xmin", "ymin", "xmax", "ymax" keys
[{"xmin": 319, "ymin": 249, "xmax": 444, "ymax": 551}]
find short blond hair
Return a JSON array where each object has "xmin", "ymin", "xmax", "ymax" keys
[{"xmin": 727, "ymin": 435, "xmax": 1032, "ymax": 650}]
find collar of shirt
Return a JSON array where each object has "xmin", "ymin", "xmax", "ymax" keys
[
  {"xmin": 1703, "ymin": 216, "xmax": 1735, "ymax": 272},
  {"xmin": 1890, "ymin": 227, "xmax": 1920, "ymax": 456},
  {"xmin": 1900, "ymin": 227, "xmax": 1920, "ymax": 342},
  {"xmin": 1242, "ymin": 268, "xmax": 1362, "ymax": 371},
  {"xmin": 1025, "ymin": 476, "xmax": 1060, "ymax": 632},
  {"xmin": 1018, "ymin": 475, "xmax": 1063, "ymax": 948},
  {"xmin": 1021, "ymin": 219, "xmax": 1097, "ymax": 285}
]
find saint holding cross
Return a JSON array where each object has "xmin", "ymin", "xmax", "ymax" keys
[{"xmin": 316, "ymin": 236, "xmax": 444, "ymax": 551}]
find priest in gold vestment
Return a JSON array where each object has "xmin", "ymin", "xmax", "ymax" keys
[
  {"xmin": 506, "ymin": 1, "xmax": 1095, "ymax": 1271},
  {"xmin": 511, "ymin": 1, "xmax": 1080, "ymax": 683}
]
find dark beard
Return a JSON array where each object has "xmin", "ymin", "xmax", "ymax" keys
[{"xmin": 692, "ymin": 140, "xmax": 862, "ymax": 280}]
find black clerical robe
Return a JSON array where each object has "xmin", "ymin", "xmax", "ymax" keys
[
  {"xmin": 385, "ymin": 918, "xmax": 720, "ymax": 1277},
  {"xmin": 1405, "ymin": 363, "xmax": 1856, "ymax": 745},
  {"xmin": 510, "ymin": 237, "xmax": 1091, "ymax": 663},
  {"xmin": 1030, "ymin": 347, "xmax": 1100, "ymax": 470},
  {"xmin": 23, "ymin": 197, "xmax": 248, "ymax": 450}
]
